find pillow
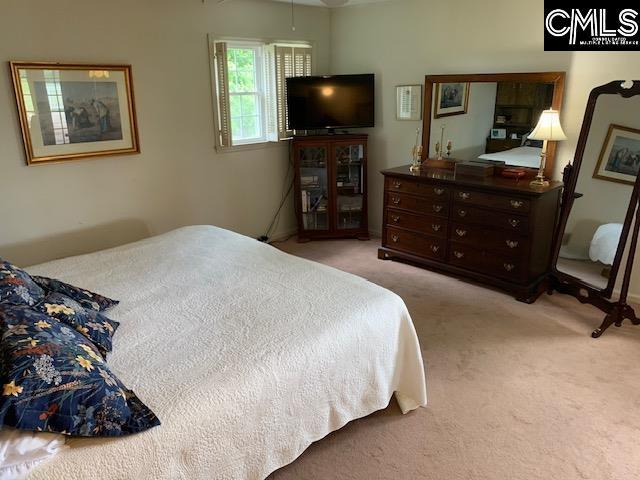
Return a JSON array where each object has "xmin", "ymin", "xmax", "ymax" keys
[
  {"xmin": 524, "ymin": 138, "xmax": 543, "ymax": 148},
  {"xmin": 0, "ymin": 305, "xmax": 160, "ymax": 437},
  {"xmin": 31, "ymin": 276, "xmax": 119, "ymax": 312},
  {"xmin": 521, "ymin": 132, "xmax": 543, "ymax": 148},
  {"xmin": 34, "ymin": 292, "xmax": 119, "ymax": 357},
  {"xmin": 0, "ymin": 260, "xmax": 45, "ymax": 307}
]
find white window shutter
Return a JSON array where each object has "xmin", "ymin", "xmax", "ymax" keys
[
  {"xmin": 274, "ymin": 45, "xmax": 312, "ymax": 139},
  {"xmin": 293, "ymin": 47, "xmax": 312, "ymax": 76},
  {"xmin": 214, "ymin": 41, "xmax": 232, "ymax": 147},
  {"xmin": 275, "ymin": 46, "xmax": 294, "ymax": 139},
  {"xmin": 263, "ymin": 44, "xmax": 278, "ymax": 142}
]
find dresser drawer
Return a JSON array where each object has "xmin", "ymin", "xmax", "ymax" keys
[
  {"xmin": 386, "ymin": 192, "xmax": 449, "ymax": 218},
  {"xmin": 452, "ymin": 204, "xmax": 528, "ymax": 234},
  {"xmin": 386, "ymin": 208, "xmax": 447, "ymax": 238},
  {"xmin": 448, "ymin": 242, "xmax": 527, "ymax": 282},
  {"xmin": 386, "ymin": 177, "xmax": 450, "ymax": 199},
  {"xmin": 453, "ymin": 188, "xmax": 531, "ymax": 213},
  {"xmin": 450, "ymin": 222, "xmax": 528, "ymax": 256},
  {"xmin": 385, "ymin": 227, "xmax": 446, "ymax": 260}
]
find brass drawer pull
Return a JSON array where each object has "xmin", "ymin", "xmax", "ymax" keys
[
  {"xmin": 458, "ymin": 209, "xmax": 467, "ymax": 217},
  {"xmin": 434, "ymin": 187, "xmax": 445, "ymax": 196},
  {"xmin": 431, "ymin": 245, "xmax": 440, "ymax": 253},
  {"xmin": 456, "ymin": 229, "xmax": 467, "ymax": 237},
  {"xmin": 509, "ymin": 219, "xmax": 520, "ymax": 227},
  {"xmin": 503, "ymin": 263, "xmax": 515, "ymax": 272},
  {"xmin": 392, "ymin": 197, "xmax": 401, "ymax": 205},
  {"xmin": 433, "ymin": 205, "xmax": 443, "ymax": 213},
  {"xmin": 458, "ymin": 192, "xmax": 471, "ymax": 200},
  {"xmin": 510, "ymin": 200, "xmax": 524, "ymax": 209},
  {"xmin": 392, "ymin": 215, "xmax": 400, "ymax": 223},
  {"xmin": 393, "ymin": 180, "xmax": 402, "ymax": 188},
  {"xmin": 392, "ymin": 235, "xmax": 399, "ymax": 243},
  {"xmin": 432, "ymin": 224, "xmax": 441, "ymax": 232},
  {"xmin": 453, "ymin": 251, "xmax": 464, "ymax": 259},
  {"xmin": 506, "ymin": 240, "xmax": 519, "ymax": 248}
]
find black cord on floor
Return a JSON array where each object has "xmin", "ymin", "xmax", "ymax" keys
[{"xmin": 259, "ymin": 141, "xmax": 295, "ymax": 243}]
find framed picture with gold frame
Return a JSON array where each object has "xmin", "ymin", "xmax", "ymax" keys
[
  {"xmin": 10, "ymin": 62, "xmax": 140, "ymax": 165},
  {"xmin": 592, "ymin": 123, "xmax": 640, "ymax": 185},
  {"xmin": 433, "ymin": 82, "xmax": 469, "ymax": 119}
]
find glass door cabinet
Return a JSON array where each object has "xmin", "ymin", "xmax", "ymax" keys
[{"xmin": 293, "ymin": 134, "xmax": 368, "ymax": 241}]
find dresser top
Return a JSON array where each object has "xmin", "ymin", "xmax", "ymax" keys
[{"xmin": 381, "ymin": 165, "xmax": 563, "ymax": 197}]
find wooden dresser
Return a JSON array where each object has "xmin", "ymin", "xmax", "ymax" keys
[{"xmin": 379, "ymin": 166, "xmax": 563, "ymax": 302}]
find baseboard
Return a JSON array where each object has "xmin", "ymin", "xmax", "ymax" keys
[
  {"xmin": 612, "ymin": 288, "xmax": 640, "ymax": 305},
  {"xmin": 267, "ymin": 228, "xmax": 298, "ymax": 243},
  {"xmin": 369, "ymin": 228, "xmax": 382, "ymax": 239}
]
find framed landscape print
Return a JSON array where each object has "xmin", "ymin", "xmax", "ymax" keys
[
  {"xmin": 10, "ymin": 62, "xmax": 140, "ymax": 165},
  {"xmin": 593, "ymin": 124, "xmax": 640, "ymax": 185},
  {"xmin": 434, "ymin": 82, "xmax": 469, "ymax": 118}
]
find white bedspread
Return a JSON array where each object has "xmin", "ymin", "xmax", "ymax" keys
[
  {"xmin": 478, "ymin": 146, "xmax": 542, "ymax": 168},
  {"xmin": 25, "ymin": 226, "xmax": 426, "ymax": 480}
]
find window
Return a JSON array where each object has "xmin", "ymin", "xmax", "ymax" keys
[
  {"xmin": 227, "ymin": 44, "xmax": 265, "ymax": 145},
  {"xmin": 212, "ymin": 38, "xmax": 312, "ymax": 149}
]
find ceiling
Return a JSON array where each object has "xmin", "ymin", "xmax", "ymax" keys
[{"xmin": 271, "ymin": 0, "xmax": 392, "ymax": 7}]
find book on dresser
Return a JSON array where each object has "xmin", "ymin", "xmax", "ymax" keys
[{"xmin": 378, "ymin": 165, "xmax": 562, "ymax": 303}]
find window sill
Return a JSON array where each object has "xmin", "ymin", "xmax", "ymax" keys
[{"xmin": 215, "ymin": 139, "xmax": 290, "ymax": 154}]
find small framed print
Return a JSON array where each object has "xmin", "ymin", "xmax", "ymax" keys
[
  {"xmin": 434, "ymin": 82, "xmax": 469, "ymax": 118},
  {"xmin": 593, "ymin": 124, "xmax": 640, "ymax": 185},
  {"xmin": 396, "ymin": 84, "xmax": 422, "ymax": 121},
  {"xmin": 491, "ymin": 128, "xmax": 507, "ymax": 139},
  {"xmin": 10, "ymin": 61, "xmax": 140, "ymax": 165}
]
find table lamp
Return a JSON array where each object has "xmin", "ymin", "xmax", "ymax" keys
[{"xmin": 528, "ymin": 109, "xmax": 567, "ymax": 187}]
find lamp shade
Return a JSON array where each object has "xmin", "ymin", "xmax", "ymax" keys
[{"xmin": 528, "ymin": 109, "xmax": 567, "ymax": 141}]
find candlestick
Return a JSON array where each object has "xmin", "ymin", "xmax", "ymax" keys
[
  {"xmin": 438, "ymin": 125, "xmax": 445, "ymax": 160},
  {"xmin": 410, "ymin": 127, "xmax": 423, "ymax": 172}
]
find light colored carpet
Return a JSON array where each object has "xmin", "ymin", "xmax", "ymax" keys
[{"xmin": 269, "ymin": 237, "xmax": 640, "ymax": 480}]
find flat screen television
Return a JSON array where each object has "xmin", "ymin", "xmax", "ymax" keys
[{"xmin": 286, "ymin": 74, "xmax": 375, "ymax": 130}]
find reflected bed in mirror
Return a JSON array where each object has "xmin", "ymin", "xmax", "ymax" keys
[
  {"xmin": 556, "ymin": 93, "xmax": 640, "ymax": 290},
  {"xmin": 422, "ymin": 73, "xmax": 565, "ymax": 178}
]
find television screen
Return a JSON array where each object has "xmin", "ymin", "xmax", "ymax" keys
[{"xmin": 286, "ymin": 74, "xmax": 375, "ymax": 130}]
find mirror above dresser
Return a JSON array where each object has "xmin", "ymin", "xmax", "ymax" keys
[{"xmin": 422, "ymin": 73, "xmax": 566, "ymax": 178}]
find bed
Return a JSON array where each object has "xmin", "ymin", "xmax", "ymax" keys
[
  {"xmin": 478, "ymin": 146, "xmax": 542, "ymax": 169},
  {"xmin": 19, "ymin": 225, "xmax": 427, "ymax": 479}
]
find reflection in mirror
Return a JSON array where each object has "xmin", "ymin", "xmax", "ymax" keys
[
  {"xmin": 557, "ymin": 94, "xmax": 640, "ymax": 290},
  {"xmin": 429, "ymin": 81, "xmax": 555, "ymax": 169}
]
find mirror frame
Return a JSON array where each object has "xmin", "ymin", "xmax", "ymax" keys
[
  {"xmin": 422, "ymin": 72, "xmax": 566, "ymax": 178},
  {"xmin": 551, "ymin": 80, "xmax": 640, "ymax": 299}
]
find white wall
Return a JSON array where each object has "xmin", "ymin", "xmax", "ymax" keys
[
  {"xmin": 429, "ymin": 82, "xmax": 497, "ymax": 160},
  {"xmin": 330, "ymin": 0, "xmax": 640, "ymax": 299},
  {"xmin": 330, "ymin": 0, "xmax": 571, "ymax": 236},
  {"xmin": 0, "ymin": 0, "xmax": 330, "ymax": 266}
]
